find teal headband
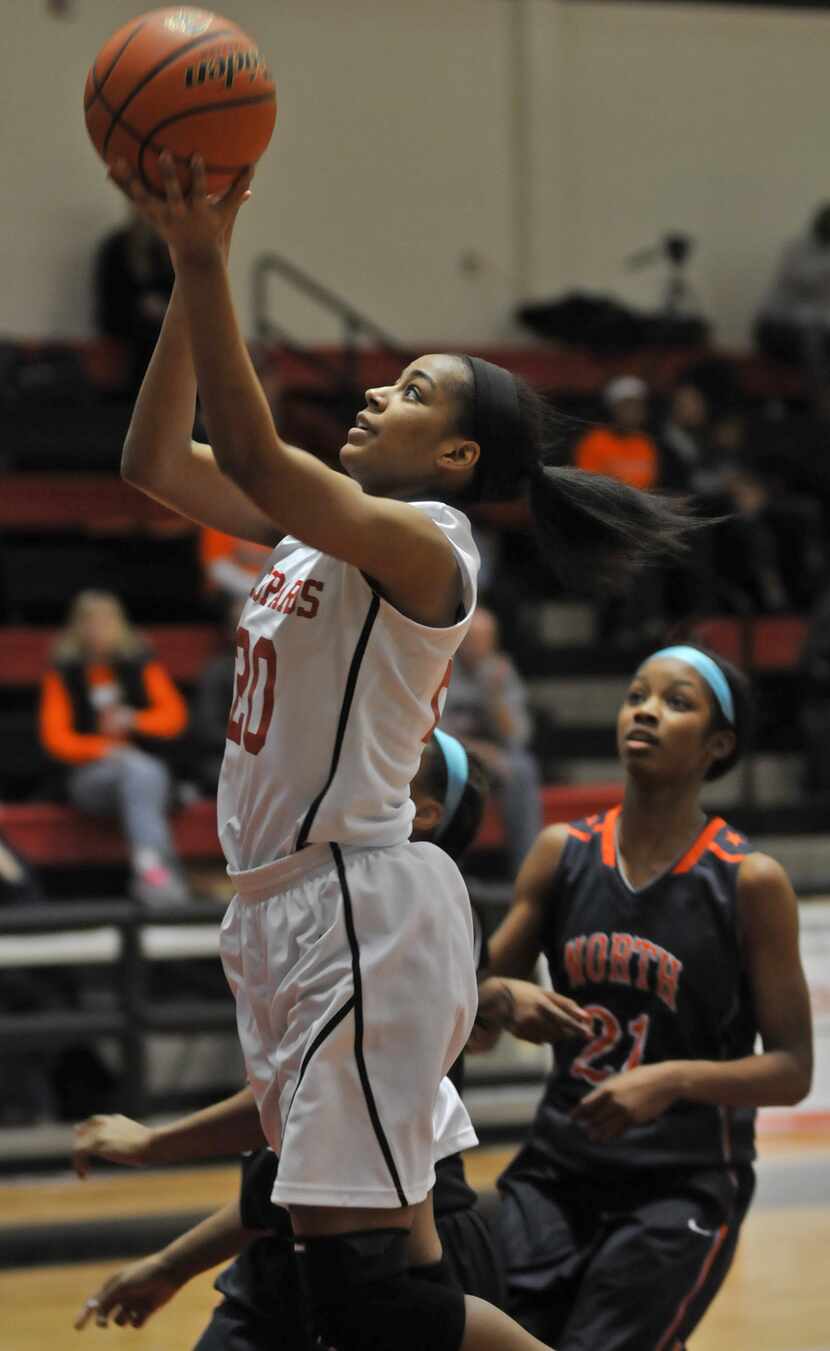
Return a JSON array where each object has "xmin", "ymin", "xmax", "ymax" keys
[
  {"xmin": 432, "ymin": 729, "xmax": 470, "ymax": 840},
  {"xmin": 649, "ymin": 646, "xmax": 735, "ymax": 725}
]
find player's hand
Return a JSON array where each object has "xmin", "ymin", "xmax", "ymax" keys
[
  {"xmin": 74, "ymin": 1253, "xmax": 181, "ymax": 1331},
  {"xmin": 504, "ymin": 980, "xmax": 593, "ymax": 1045},
  {"xmin": 467, "ymin": 977, "xmax": 515, "ymax": 1053},
  {"xmin": 571, "ymin": 1064, "xmax": 679, "ymax": 1142},
  {"xmin": 73, "ymin": 1114, "xmax": 154, "ymax": 1178},
  {"xmin": 108, "ymin": 152, "xmax": 253, "ymax": 266}
]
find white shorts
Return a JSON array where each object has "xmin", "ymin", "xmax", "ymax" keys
[{"xmin": 219, "ymin": 840, "xmax": 479, "ymax": 1209}]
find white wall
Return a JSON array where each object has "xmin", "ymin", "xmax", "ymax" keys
[
  {"xmin": 546, "ymin": 1, "xmax": 830, "ymax": 345},
  {"xmin": 3, "ymin": 1, "xmax": 830, "ymax": 347},
  {"xmin": 0, "ymin": 0, "xmax": 519, "ymax": 344}
]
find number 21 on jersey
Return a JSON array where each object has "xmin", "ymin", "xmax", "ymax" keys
[{"xmin": 571, "ymin": 1005, "xmax": 651, "ymax": 1086}]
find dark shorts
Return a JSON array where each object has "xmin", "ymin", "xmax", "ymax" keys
[
  {"xmin": 438, "ymin": 1204, "xmax": 506, "ymax": 1308},
  {"xmin": 193, "ymin": 1297, "xmax": 292, "ymax": 1351},
  {"xmin": 497, "ymin": 1163, "xmax": 754, "ymax": 1351},
  {"xmin": 192, "ymin": 1197, "xmax": 503, "ymax": 1350},
  {"xmin": 195, "ymin": 1236, "xmax": 304, "ymax": 1351}
]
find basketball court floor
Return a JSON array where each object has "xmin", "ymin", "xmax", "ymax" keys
[{"xmin": 1, "ymin": 1129, "xmax": 828, "ymax": 1350}]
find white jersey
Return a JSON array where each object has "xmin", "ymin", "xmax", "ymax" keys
[{"xmin": 217, "ymin": 500, "xmax": 479, "ymax": 874}]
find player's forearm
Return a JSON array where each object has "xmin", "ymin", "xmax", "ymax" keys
[
  {"xmin": 156, "ymin": 1199, "xmax": 254, "ymax": 1286},
  {"xmin": 666, "ymin": 1049, "xmax": 812, "ymax": 1109},
  {"xmin": 121, "ymin": 282, "xmax": 198, "ymax": 491},
  {"xmin": 174, "ymin": 250, "xmax": 287, "ymax": 493},
  {"xmin": 146, "ymin": 1088, "xmax": 265, "ymax": 1164}
]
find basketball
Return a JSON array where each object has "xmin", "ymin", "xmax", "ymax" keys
[{"xmin": 84, "ymin": 7, "xmax": 276, "ymax": 197}]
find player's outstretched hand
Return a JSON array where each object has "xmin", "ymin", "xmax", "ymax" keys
[
  {"xmin": 108, "ymin": 152, "xmax": 253, "ymax": 266},
  {"xmin": 74, "ymin": 1254, "xmax": 181, "ymax": 1332},
  {"xmin": 505, "ymin": 980, "xmax": 593, "ymax": 1046},
  {"xmin": 73, "ymin": 1113, "xmax": 154, "ymax": 1178},
  {"xmin": 469, "ymin": 978, "xmax": 592, "ymax": 1052},
  {"xmin": 571, "ymin": 1063, "xmax": 678, "ymax": 1142}
]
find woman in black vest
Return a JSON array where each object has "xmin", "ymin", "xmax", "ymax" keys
[
  {"xmin": 40, "ymin": 590, "xmax": 189, "ymax": 906},
  {"xmin": 486, "ymin": 645, "xmax": 813, "ymax": 1351}
]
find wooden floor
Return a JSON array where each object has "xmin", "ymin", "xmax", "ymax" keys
[{"xmin": 2, "ymin": 1139, "xmax": 829, "ymax": 1351}]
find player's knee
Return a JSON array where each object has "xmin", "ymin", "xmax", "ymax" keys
[{"xmin": 295, "ymin": 1229, "xmax": 466, "ymax": 1351}]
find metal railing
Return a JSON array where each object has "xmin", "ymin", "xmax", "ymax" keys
[
  {"xmin": 0, "ymin": 901, "xmax": 236, "ymax": 1119},
  {"xmin": 0, "ymin": 884, "xmax": 535, "ymax": 1131},
  {"xmin": 252, "ymin": 251, "xmax": 411, "ymax": 391}
]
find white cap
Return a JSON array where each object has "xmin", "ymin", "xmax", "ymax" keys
[{"xmin": 605, "ymin": 375, "xmax": 648, "ymax": 405}]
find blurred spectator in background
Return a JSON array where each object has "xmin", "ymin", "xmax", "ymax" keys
[
  {"xmin": 658, "ymin": 381, "xmax": 725, "ymax": 496},
  {"xmin": 756, "ymin": 203, "xmax": 830, "ymax": 400},
  {"xmin": 192, "ymin": 596, "xmax": 242, "ymax": 794},
  {"xmin": 711, "ymin": 412, "xmax": 825, "ymax": 614},
  {"xmin": 39, "ymin": 591, "xmax": 190, "ymax": 907},
  {"xmin": 200, "ymin": 526, "xmax": 269, "ymax": 605},
  {"xmin": 441, "ymin": 606, "xmax": 542, "ymax": 877},
  {"xmin": 800, "ymin": 585, "xmax": 830, "ymax": 795},
  {"xmin": 574, "ymin": 378, "xmax": 664, "ymax": 644},
  {"xmin": 94, "ymin": 207, "xmax": 174, "ymax": 395},
  {"xmin": 657, "ymin": 385, "xmax": 825, "ymax": 615},
  {"xmin": 573, "ymin": 376, "xmax": 659, "ymax": 490}
]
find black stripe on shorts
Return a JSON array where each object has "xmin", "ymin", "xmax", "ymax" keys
[
  {"xmin": 331, "ymin": 841, "xmax": 408, "ymax": 1206},
  {"xmin": 283, "ymin": 994, "xmax": 357, "ymax": 1137}
]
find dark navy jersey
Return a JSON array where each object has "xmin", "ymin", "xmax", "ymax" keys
[{"xmin": 528, "ymin": 806, "xmax": 758, "ymax": 1176}]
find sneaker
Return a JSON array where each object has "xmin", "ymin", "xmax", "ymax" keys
[{"xmin": 130, "ymin": 860, "xmax": 190, "ymax": 909}]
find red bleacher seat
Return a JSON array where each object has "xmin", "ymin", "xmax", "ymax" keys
[
  {"xmin": 2, "ymin": 625, "xmax": 223, "ymax": 687},
  {"xmin": 0, "ymin": 784, "xmax": 624, "ymax": 868},
  {"xmin": 0, "ymin": 800, "xmax": 220, "ymax": 866},
  {"xmin": 0, "ymin": 475, "xmax": 184, "ymax": 532},
  {"xmin": 694, "ymin": 616, "xmax": 807, "ymax": 671}
]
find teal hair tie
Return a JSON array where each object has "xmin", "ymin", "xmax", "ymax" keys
[
  {"xmin": 649, "ymin": 646, "xmax": 735, "ymax": 724},
  {"xmin": 432, "ymin": 729, "xmax": 470, "ymax": 839}
]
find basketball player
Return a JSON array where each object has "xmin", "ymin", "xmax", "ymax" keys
[
  {"xmin": 109, "ymin": 149, "xmax": 693, "ymax": 1351},
  {"xmin": 486, "ymin": 645, "xmax": 813, "ymax": 1351},
  {"xmin": 73, "ymin": 733, "xmax": 584, "ymax": 1344}
]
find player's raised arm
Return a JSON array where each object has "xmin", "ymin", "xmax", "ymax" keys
[
  {"xmin": 121, "ymin": 286, "xmax": 281, "ymax": 546},
  {"xmin": 113, "ymin": 155, "xmax": 467, "ymax": 626},
  {"xmin": 118, "ymin": 171, "xmax": 282, "ymax": 548}
]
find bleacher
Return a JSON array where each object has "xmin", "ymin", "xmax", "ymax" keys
[{"xmin": 2, "ymin": 334, "xmax": 829, "ymax": 1143}]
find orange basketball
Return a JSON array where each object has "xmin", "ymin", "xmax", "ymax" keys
[{"xmin": 84, "ymin": 7, "xmax": 276, "ymax": 197}]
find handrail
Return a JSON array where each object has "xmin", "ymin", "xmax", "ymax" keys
[
  {"xmin": 252, "ymin": 252, "xmax": 411, "ymax": 387},
  {"xmin": 0, "ymin": 901, "xmax": 234, "ymax": 1117}
]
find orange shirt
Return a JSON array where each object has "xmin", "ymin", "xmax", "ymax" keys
[
  {"xmin": 40, "ymin": 661, "xmax": 188, "ymax": 766},
  {"xmin": 200, "ymin": 528, "xmax": 270, "ymax": 587},
  {"xmin": 574, "ymin": 428, "xmax": 659, "ymax": 491}
]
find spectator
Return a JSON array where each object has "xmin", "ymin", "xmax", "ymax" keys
[
  {"xmin": 199, "ymin": 526, "xmax": 270, "ymax": 604},
  {"xmin": 756, "ymin": 203, "xmax": 830, "ymax": 399},
  {"xmin": 39, "ymin": 591, "xmax": 190, "ymax": 907},
  {"xmin": 441, "ymin": 606, "xmax": 542, "ymax": 877},
  {"xmin": 658, "ymin": 381, "xmax": 724, "ymax": 495},
  {"xmin": 94, "ymin": 207, "xmax": 174, "ymax": 394},
  {"xmin": 575, "ymin": 378, "xmax": 665, "ymax": 644},
  {"xmin": 658, "ymin": 390, "xmax": 824, "ymax": 615},
  {"xmin": 573, "ymin": 376, "xmax": 659, "ymax": 490},
  {"xmin": 192, "ymin": 596, "xmax": 242, "ymax": 794},
  {"xmin": 711, "ymin": 413, "xmax": 825, "ymax": 614}
]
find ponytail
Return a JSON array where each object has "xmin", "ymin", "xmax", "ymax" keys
[
  {"xmin": 456, "ymin": 356, "xmax": 708, "ymax": 594},
  {"xmin": 528, "ymin": 462, "xmax": 697, "ymax": 591}
]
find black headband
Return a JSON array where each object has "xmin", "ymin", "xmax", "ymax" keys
[{"xmin": 463, "ymin": 355, "xmax": 533, "ymax": 500}]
